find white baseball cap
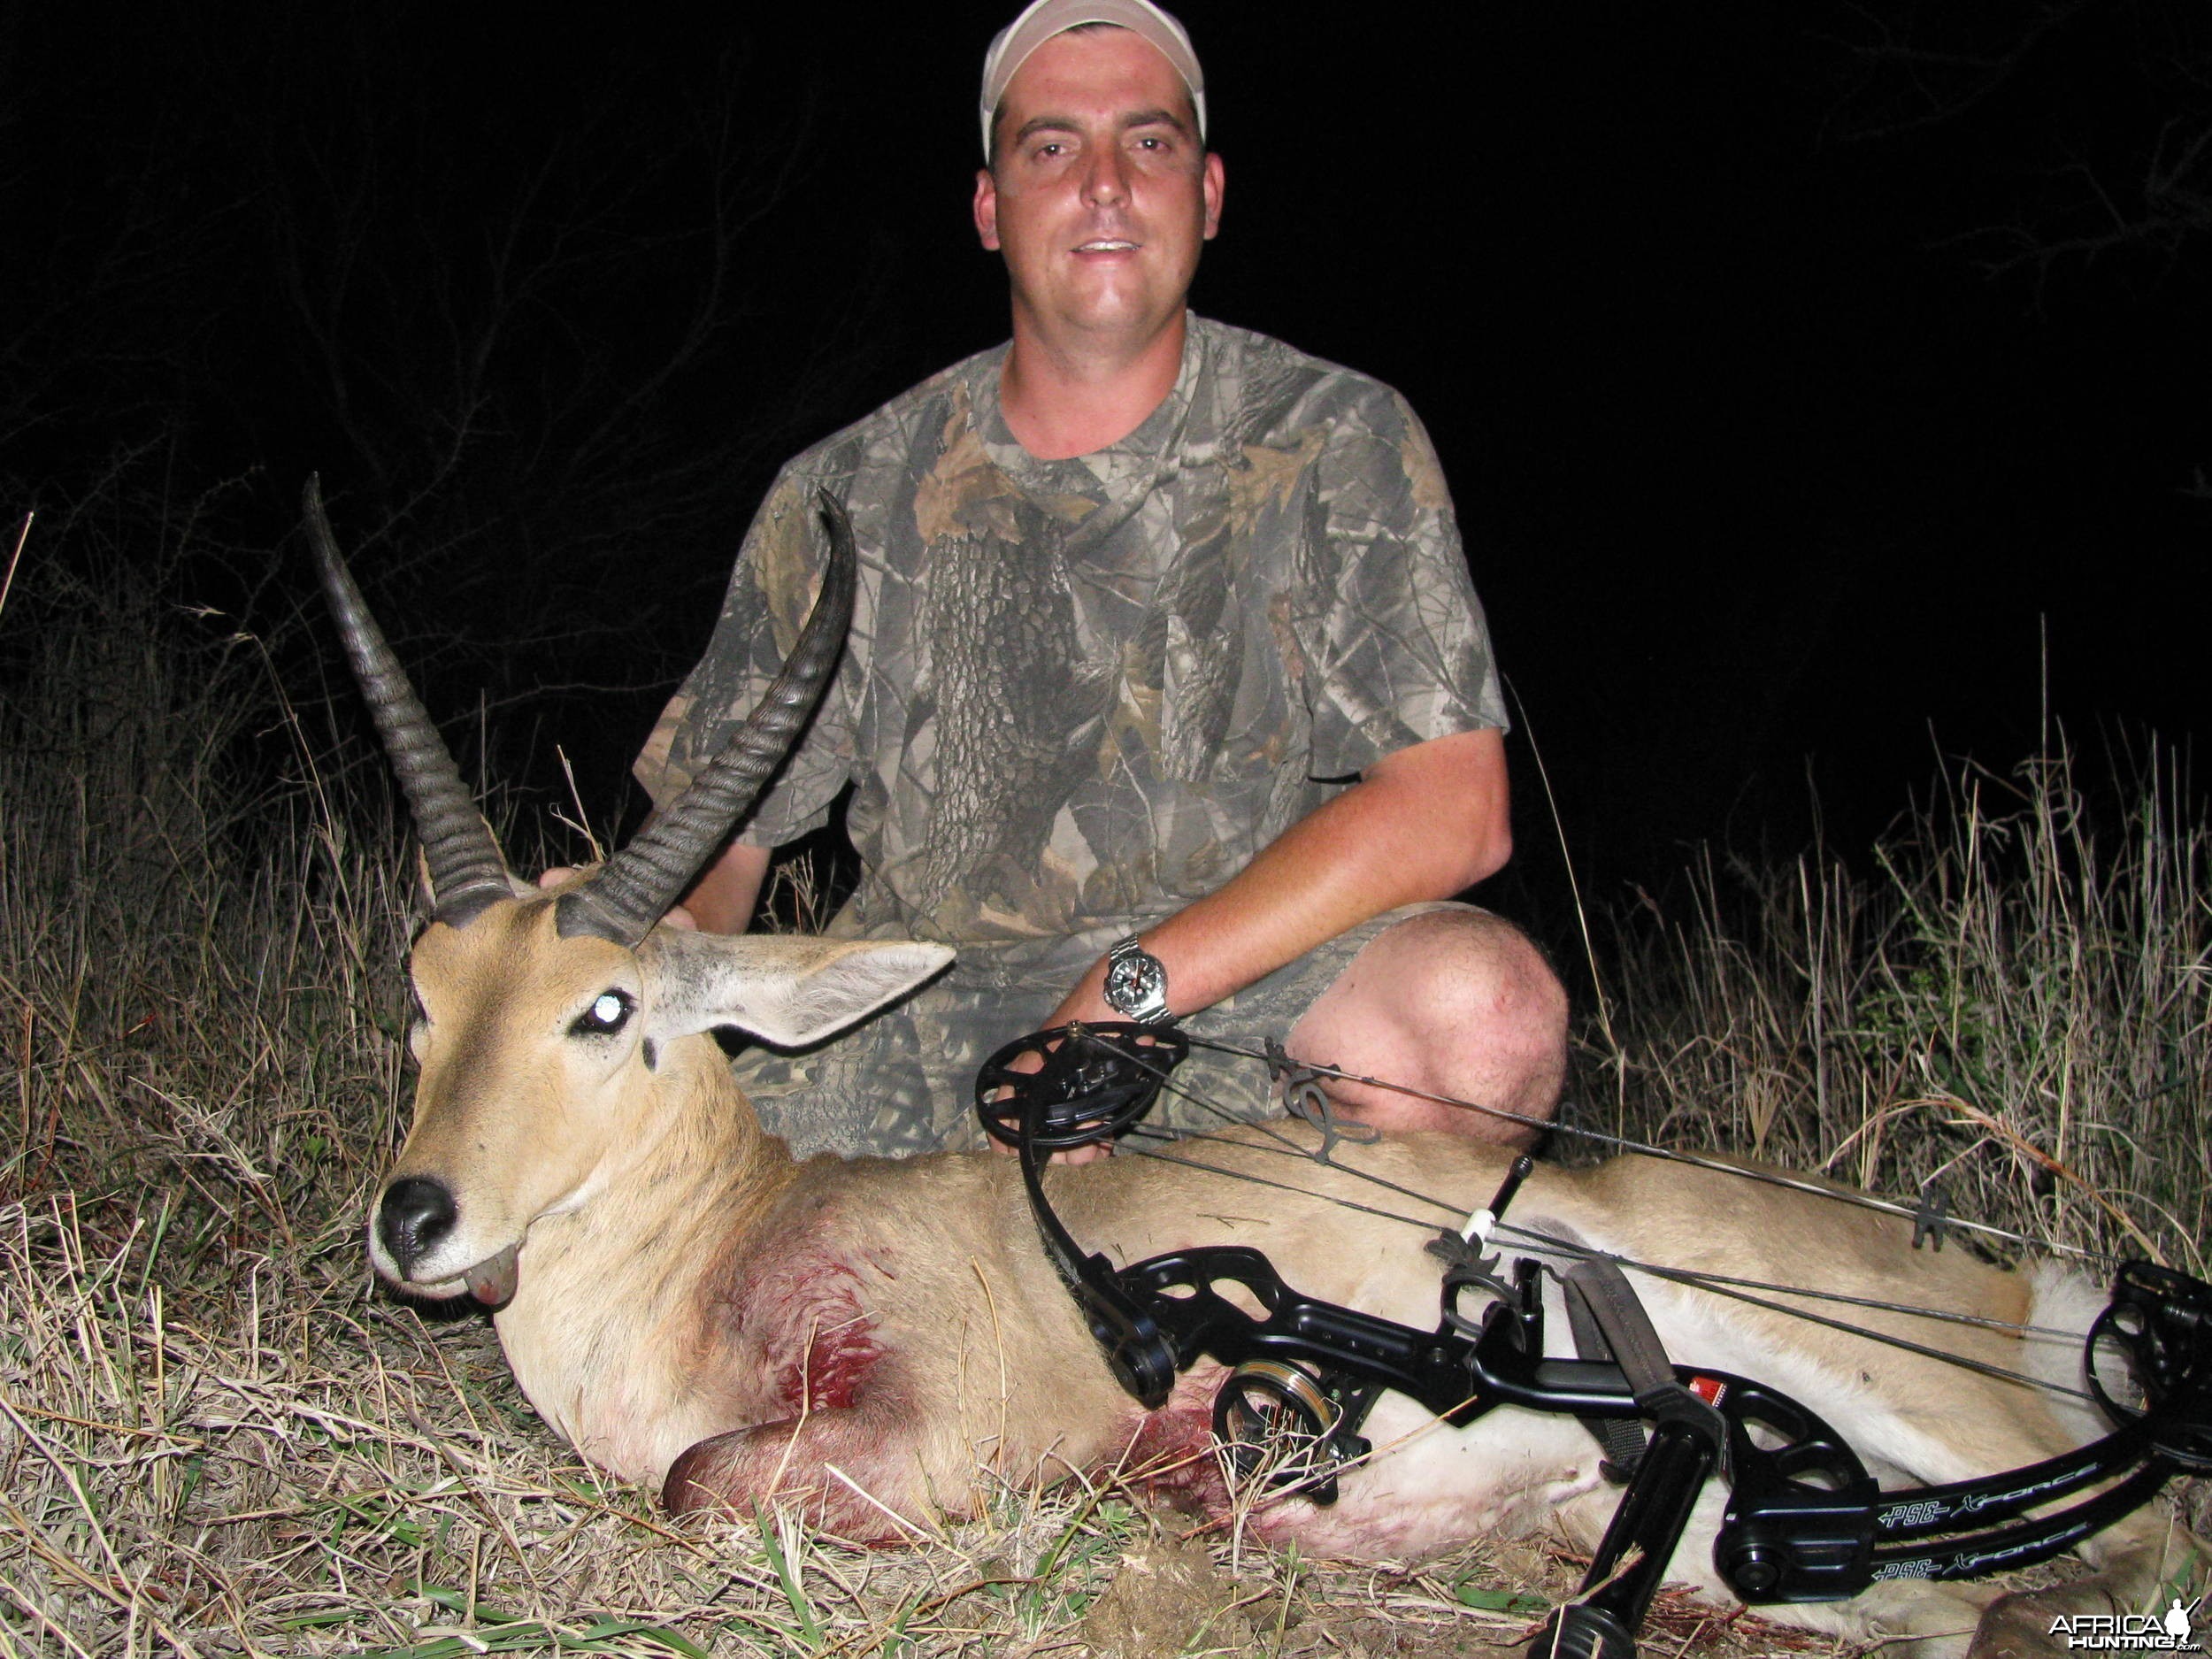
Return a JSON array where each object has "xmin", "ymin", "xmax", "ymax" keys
[{"xmin": 979, "ymin": 0, "xmax": 1208, "ymax": 160}]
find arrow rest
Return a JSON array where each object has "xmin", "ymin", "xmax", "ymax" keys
[{"xmin": 1211, "ymin": 1359, "xmax": 1379, "ymax": 1504}]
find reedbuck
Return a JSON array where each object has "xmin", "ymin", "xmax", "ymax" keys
[{"xmin": 310, "ymin": 480, "xmax": 2201, "ymax": 1657}]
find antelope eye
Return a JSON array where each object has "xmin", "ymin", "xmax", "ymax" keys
[{"xmin": 570, "ymin": 989, "xmax": 635, "ymax": 1037}]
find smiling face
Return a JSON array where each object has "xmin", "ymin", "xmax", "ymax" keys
[{"xmin": 974, "ymin": 25, "xmax": 1224, "ymax": 358}]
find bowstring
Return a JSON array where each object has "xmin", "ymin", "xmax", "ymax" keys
[
  {"xmin": 1127, "ymin": 1123, "xmax": 2087, "ymax": 1340},
  {"xmin": 1051, "ymin": 1030, "xmax": 2123, "ymax": 1402},
  {"xmin": 1180, "ymin": 1033, "xmax": 2122, "ymax": 1268},
  {"xmin": 1115, "ymin": 1129, "xmax": 2101, "ymax": 1405},
  {"xmin": 1485, "ymin": 1232, "xmax": 2103, "ymax": 1404}
]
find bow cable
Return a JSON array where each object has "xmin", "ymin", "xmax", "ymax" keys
[
  {"xmin": 1153, "ymin": 1031, "xmax": 2124, "ymax": 1266},
  {"xmin": 1111, "ymin": 1129, "xmax": 2101, "ymax": 1404},
  {"xmin": 1125, "ymin": 1123, "xmax": 2089, "ymax": 1342},
  {"xmin": 1051, "ymin": 1027, "xmax": 2129, "ymax": 1396}
]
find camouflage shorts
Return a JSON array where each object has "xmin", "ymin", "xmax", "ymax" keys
[{"xmin": 732, "ymin": 901, "xmax": 1470, "ymax": 1158}]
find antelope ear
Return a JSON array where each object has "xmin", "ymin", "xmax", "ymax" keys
[{"xmin": 639, "ymin": 931, "xmax": 953, "ymax": 1049}]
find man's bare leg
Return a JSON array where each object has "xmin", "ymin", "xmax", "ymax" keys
[{"xmin": 1286, "ymin": 908, "xmax": 1568, "ymax": 1148}]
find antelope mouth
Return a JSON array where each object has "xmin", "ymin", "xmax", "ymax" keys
[
  {"xmin": 461, "ymin": 1243, "xmax": 522, "ymax": 1306},
  {"xmin": 403, "ymin": 1242, "xmax": 522, "ymax": 1307}
]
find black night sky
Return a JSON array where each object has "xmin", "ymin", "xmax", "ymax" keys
[{"xmin": 7, "ymin": 2, "xmax": 2206, "ymax": 908}]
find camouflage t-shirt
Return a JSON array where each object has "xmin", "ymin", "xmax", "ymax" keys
[{"xmin": 634, "ymin": 315, "xmax": 1507, "ymax": 999}]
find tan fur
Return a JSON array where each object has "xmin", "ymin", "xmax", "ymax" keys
[{"xmin": 372, "ymin": 894, "xmax": 2206, "ymax": 1657}]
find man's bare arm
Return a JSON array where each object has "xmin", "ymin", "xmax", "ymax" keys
[
  {"xmin": 1042, "ymin": 726, "xmax": 1512, "ymax": 1027},
  {"xmin": 680, "ymin": 841, "xmax": 774, "ymax": 934}
]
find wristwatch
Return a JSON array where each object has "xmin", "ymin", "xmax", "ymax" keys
[{"xmin": 1102, "ymin": 935, "xmax": 1173, "ymax": 1025}]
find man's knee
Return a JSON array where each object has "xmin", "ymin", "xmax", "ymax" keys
[
  {"xmin": 1380, "ymin": 909, "xmax": 1566, "ymax": 1055},
  {"xmin": 1293, "ymin": 907, "xmax": 1569, "ymax": 1141}
]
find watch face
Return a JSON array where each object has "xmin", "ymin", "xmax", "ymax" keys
[{"xmin": 1106, "ymin": 949, "xmax": 1166, "ymax": 1015}]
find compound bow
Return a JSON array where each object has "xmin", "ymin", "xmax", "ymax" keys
[{"xmin": 974, "ymin": 1022, "xmax": 2212, "ymax": 1659}]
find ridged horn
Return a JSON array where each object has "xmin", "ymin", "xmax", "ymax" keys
[
  {"xmin": 303, "ymin": 475, "xmax": 514, "ymax": 929},
  {"xmin": 556, "ymin": 490, "xmax": 856, "ymax": 946}
]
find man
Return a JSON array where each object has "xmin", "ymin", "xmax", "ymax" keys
[{"xmin": 627, "ymin": 0, "xmax": 1568, "ymax": 1158}]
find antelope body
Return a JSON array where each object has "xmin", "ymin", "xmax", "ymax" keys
[{"xmin": 310, "ymin": 481, "xmax": 2200, "ymax": 1658}]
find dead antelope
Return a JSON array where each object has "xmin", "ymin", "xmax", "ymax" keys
[{"xmin": 309, "ymin": 479, "xmax": 2204, "ymax": 1658}]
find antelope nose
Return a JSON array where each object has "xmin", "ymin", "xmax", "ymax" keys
[{"xmin": 379, "ymin": 1177, "xmax": 457, "ymax": 1276}]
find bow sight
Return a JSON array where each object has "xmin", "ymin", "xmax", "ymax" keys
[{"xmin": 977, "ymin": 1022, "xmax": 2212, "ymax": 1659}]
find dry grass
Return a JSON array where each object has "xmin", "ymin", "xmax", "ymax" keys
[
  {"xmin": 2, "ymin": 488, "xmax": 2202, "ymax": 1654},
  {"xmin": 1581, "ymin": 742, "xmax": 2209, "ymax": 1272}
]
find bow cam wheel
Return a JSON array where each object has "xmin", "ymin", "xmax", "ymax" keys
[{"xmin": 975, "ymin": 1022, "xmax": 1188, "ymax": 1150}]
